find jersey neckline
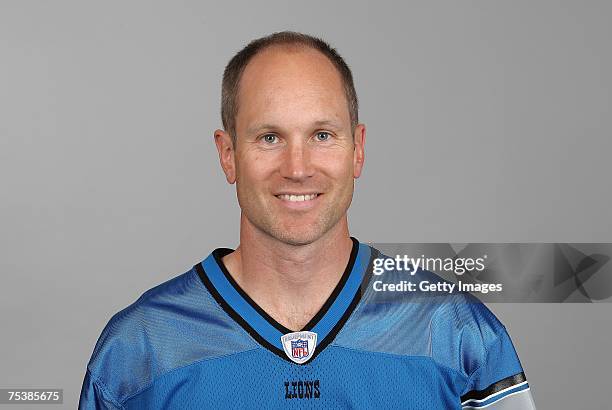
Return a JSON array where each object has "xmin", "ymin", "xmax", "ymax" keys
[{"xmin": 193, "ymin": 237, "xmax": 373, "ymax": 365}]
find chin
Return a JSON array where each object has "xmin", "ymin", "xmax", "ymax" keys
[{"xmin": 270, "ymin": 227, "xmax": 324, "ymax": 247}]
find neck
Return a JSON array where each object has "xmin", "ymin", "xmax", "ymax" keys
[{"xmin": 222, "ymin": 215, "xmax": 354, "ymax": 331}]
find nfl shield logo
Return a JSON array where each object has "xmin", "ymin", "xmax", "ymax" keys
[
  {"xmin": 291, "ymin": 339, "xmax": 309, "ymax": 359},
  {"xmin": 281, "ymin": 331, "xmax": 317, "ymax": 364}
]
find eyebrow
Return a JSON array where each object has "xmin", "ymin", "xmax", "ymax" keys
[{"xmin": 246, "ymin": 119, "xmax": 344, "ymax": 135}]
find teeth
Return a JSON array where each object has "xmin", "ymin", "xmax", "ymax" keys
[{"xmin": 278, "ymin": 194, "xmax": 318, "ymax": 202}]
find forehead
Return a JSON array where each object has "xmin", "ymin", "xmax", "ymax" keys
[{"xmin": 235, "ymin": 45, "xmax": 349, "ymax": 131}]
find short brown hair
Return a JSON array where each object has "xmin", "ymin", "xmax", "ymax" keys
[{"xmin": 221, "ymin": 31, "xmax": 359, "ymax": 141}]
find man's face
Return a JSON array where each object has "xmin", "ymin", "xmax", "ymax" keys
[{"xmin": 221, "ymin": 46, "xmax": 365, "ymax": 246}]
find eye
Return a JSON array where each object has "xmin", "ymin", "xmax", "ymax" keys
[
  {"xmin": 314, "ymin": 131, "xmax": 331, "ymax": 142},
  {"xmin": 261, "ymin": 134, "xmax": 279, "ymax": 144}
]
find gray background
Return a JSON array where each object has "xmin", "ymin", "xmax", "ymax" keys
[{"xmin": 1, "ymin": 1, "xmax": 610, "ymax": 408}]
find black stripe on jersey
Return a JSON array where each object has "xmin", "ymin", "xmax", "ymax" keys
[
  {"xmin": 300, "ymin": 238, "xmax": 360, "ymax": 331},
  {"xmin": 194, "ymin": 262, "xmax": 288, "ymax": 362},
  {"xmin": 460, "ymin": 372, "xmax": 527, "ymax": 403},
  {"xmin": 210, "ymin": 248, "xmax": 292, "ymax": 335},
  {"xmin": 193, "ymin": 239, "xmax": 374, "ymax": 365},
  {"xmin": 311, "ymin": 248, "xmax": 377, "ymax": 358},
  {"xmin": 209, "ymin": 237, "xmax": 359, "ymax": 335}
]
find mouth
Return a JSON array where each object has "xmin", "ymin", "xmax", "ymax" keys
[
  {"xmin": 274, "ymin": 193, "xmax": 322, "ymax": 209},
  {"xmin": 275, "ymin": 193, "xmax": 320, "ymax": 202}
]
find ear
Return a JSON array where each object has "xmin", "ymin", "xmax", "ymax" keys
[
  {"xmin": 352, "ymin": 123, "xmax": 366, "ymax": 178},
  {"xmin": 214, "ymin": 129, "xmax": 236, "ymax": 184}
]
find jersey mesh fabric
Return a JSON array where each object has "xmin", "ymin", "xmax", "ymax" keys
[
  {"xmin": 123, "ymin": 346, "xmax": 465, "ymax": 409},
  {"xmin": 83, "ymin": 269, "xmax": 259, "ymax": 405},
  {"xmin": 80, "ymin": 245, "xmax": 527, "ymax": 409}
]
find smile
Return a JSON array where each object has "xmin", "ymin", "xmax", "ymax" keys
[{"xmin": 276, "ymin": 194, "xmax": 319, "ymax": 202}]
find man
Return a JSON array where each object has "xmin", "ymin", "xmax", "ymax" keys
[{"xmin": 80, "ymin": 31, "xmax": 536, "ymax": 409}]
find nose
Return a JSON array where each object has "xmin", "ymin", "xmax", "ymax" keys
[{"xmin": 279, "ymin": 140, "xmax": 314, "ymax": 181}]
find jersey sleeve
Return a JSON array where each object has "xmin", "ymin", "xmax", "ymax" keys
[
  {"xmin": 430, "ymin": 296, "xmax": 536, "ymax": 409},
  {"xmin": 459, "ymin": 325, "xmax": 536, "ymax": 409},
  {"xmin": 79, "ymin": 369, "xmax": 124, "ymax": 410}
]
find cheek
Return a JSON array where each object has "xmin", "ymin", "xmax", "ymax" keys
[
  {"xmin": 321, "ymin": 152, "xmax": 354, "ymax": 180},
  {"xmin": 235, "ymin": 154, "xmax": 275, "ymax": 187}
]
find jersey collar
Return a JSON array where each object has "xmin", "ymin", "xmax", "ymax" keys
[{"xmin": 194, "ymin": 237, "xmax": 372, "ymax": 364}]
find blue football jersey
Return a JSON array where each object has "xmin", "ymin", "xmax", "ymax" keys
[{"xmin": 80, "ymin": 239, "xmax": 536, "ymax": 409}]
